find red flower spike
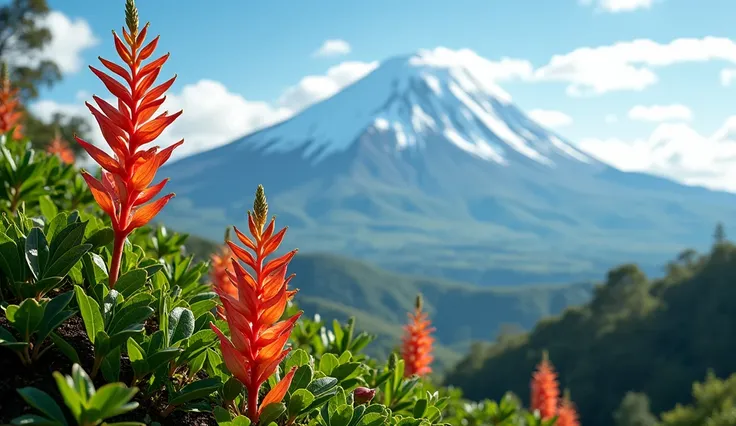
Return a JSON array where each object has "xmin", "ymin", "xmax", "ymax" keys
[
  {"xmin": 210, "ymin": 231, "xmax": 238, "ymax": 320},
  {"xmin": 210, "ymin": 185, "xmax": 303, "ymax": 423},
  {"xmin": 401, "ymin": 294, "xmax": 435, "ymax": 377},
  {"xmin": 75, "ymin": 0, "xmax": 182, "ymax": 287},
  {"xmin": 530, "ymin": 351, "xmax": 560, "ymax": 420},
  {"xmin": 0, "ymin": 63, "xmax": 23, "ymax": 140},
  {"xmin": 557, "ymin": 394, "xmax": 580, "ymax": 426},
  {"xmin": 47, "ymin": 129, "xmax": 76, "ymax": 164}
]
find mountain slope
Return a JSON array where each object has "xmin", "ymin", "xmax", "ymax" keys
[
  {"xmin": 184, "ymin": 234, "xmax": 593, "ymax": 370},
  {"xmin": 160, "ymin": 48, "xmax": 736, "ymax": 285}
]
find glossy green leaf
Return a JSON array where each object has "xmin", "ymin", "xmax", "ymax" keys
[
  {"xmin": 74, "ymin": 285, "xmax": 104, "ymax": 343},
  {"xmin": 168, "ymin": 307, "xmax": 195, "ymax": 345},
  {"xmin": 16, "ymin": 387, "xmax": 68, "ymax": 426}
]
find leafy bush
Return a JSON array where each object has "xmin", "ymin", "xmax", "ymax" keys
[{"xmin": 0, "ymin": 1, "xmax": 583, "ymax": 425}]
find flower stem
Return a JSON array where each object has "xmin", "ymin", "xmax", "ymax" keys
[
  {"xmin": 247, "ymin": 384, "xmax": 259, "ymax": 423},
  {"xmin": 109, "ymin": 233, "xmax": 126, "ymax": 288}
]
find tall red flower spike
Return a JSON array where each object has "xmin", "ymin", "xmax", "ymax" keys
[
  {"xmin": 76, "ymin": 0, "xmax": 182, "ymax": 287},
  {"xmin": 557, "ymin": 394, "xmax": 581, "ymax": 426},
  {"xmin": 401, "ymin": 294, "xmax": 435, "ymax": 377},
  {"xmin": 47, "ymin": 129, "xmax": 76, "ymax": 164},
  {"xmin": 210, "ymin": 229, "xmax": 238, "ymax": 320},
  {"xmin": 0, "ymin": 63, "xmax": 23, "ymax": 140},
  {"xmin": 210, "ymin": 185, "xmax": 303, "ymax": 423},
  {"xmin": 530, "ymin": 351, "xmax": 560, "ymax": 420}
]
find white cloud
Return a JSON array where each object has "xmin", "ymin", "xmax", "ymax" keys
[
  {"xmin": 9, "ymin": 11, "xmax": 98, "ymax": 74},
  {"xmin": 627, "ymin": 104, "xmax": 692, "ymax": 122},
  {"xmin": 528, "ymin": 109, "xmax": 573, "ymax": 128},
  {"xmin": 31, "ymin": 58, "xmax": 381, "ymax": 160},
  {"xmin": 605, "ymin": 114, "xmax": 619, "ymax": 124},
  {"xmin": 721, "ymin": 68, "xmax": 736, "ymax": 86},
  {"xmin": 534, "ymin": 37, "xmax": 736, "ymax": 96},
  {"xmin": 313, "ymin": 39, "xmax": 352, "ymax": 57},
  {"xmin": 580, "ymin": 0, "xmax": 658, "ymax": 13},
  {"xmin": 577, "ymin": 118, "xmax": 736, "ymax": 192},
  {"xmin": 278, "ymin": 60, "xmax": 379, "ymax": 112}
]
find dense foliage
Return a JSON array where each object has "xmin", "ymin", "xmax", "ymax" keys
[
  {"xmin": 446, "ymin": 233, "xmax": 736, "ymax": 425},
  {"xmin": 0, "ymin": 1, "xmax": 585, "ymax": 425}
]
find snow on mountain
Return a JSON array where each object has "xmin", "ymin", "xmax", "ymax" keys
[
  {"xmin": 159, "ymin": 48, "xmax": 736, "ymax": 286},
  {"xmin": 235, "ymin": 48, "xmax": 600, "ymax": 168}
]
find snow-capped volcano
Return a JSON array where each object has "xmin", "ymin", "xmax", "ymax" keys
[
  {"xmin": 159, "ymin": 49, "xmax": 736, "ymax": 286},
  {"xmin": 238, "ymin": 49, "xmax": 599, "ymax": 168}
]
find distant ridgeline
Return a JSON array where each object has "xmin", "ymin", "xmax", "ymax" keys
[
  {"xmin": 444, "ymin": 229, "xmax": 736, "ymax": 426},
  {"xmin": 182, "ymin": 233, "xmax": 595, "ymax": 371}
]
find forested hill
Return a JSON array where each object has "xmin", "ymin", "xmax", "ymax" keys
[
  {"xmin": 444, "ymin": 238, "xmax": 736, "ymax": 425},
  {"xmin": 183, "ymin": 233, "xmax": 593, "ymax": 370}
]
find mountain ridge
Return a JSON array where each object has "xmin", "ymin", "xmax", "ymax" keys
[{"xmin": 160, "ymin": 48, "xmax": 736, "ymax": 285}]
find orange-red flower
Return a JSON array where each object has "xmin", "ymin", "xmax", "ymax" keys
[
  {"xmin": 210, "ymin": 185, "xmax": 302, "ymax": 423},
  {"xmin": 47, "ymin": 129, "xmax": 76, "ymax": 164},
  {"xmin": 0, "ymin": 63, "xmax": 23, "ymax": 140},
  {"xmin": 401, "ymin": 294, "xmax": 435, "ymax": 377},
  {"xmin": 530, "ymin": 351, "xmax": 560, "ymax": 420},
  {"xmin": 210, "ymin": 240, "xmax": 237, "ymax": 320},
  {"xmin": 557, "ymin": 395, "xmax": 581, "ymax": 426},
  {"xmin": 75, "ymin": 0, "xmax": 182, "ymax": 286}
]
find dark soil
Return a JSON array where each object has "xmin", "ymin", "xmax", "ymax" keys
[{"xmin": 0, "ymin": 313, "xmax": 216, "ymax": 426}]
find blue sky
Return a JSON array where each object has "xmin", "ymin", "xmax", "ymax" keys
[{"xmin": 31, "ymin": 0, "xmax": 736, "ymax": 191}]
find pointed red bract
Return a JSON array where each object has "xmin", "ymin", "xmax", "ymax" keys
[
  {"xmin": 76, "ymin": 0, "xmax": 182, "ymax": 287},
  {"xmin": 401, "ymin": 295, "xmax": 435, "ymax": 377},
  {"xmin": 47, "ymin": 131, "xmax": 76, "ymax": 164},
  {"xmin": 210, "ymin": 244, "xmax": 237, "ymax": 320},
  {"xmin": 210, "ymin": 186, "xmax": 302, "ymax": 423},
  {"xmin": 0, "ymin": 64, "xmax": 23, "ymax": 140},
  {"xmin": 557, "ymin": 396, "xmax": 581, "ymax": 426},
  {"xmin": 530, "ymin": 353, "xmax": 560, "ymax": 420}
]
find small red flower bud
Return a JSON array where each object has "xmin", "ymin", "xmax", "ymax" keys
[{"xmin": 353, "ymin": 387, "xmax": 375, "ymax": 405}]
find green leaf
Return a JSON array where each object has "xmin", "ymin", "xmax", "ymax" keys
[
  {"xmin": 222, "ymin": 377, "xmax": 244, "ymax": 402},
  {"xmin": 114, "ymin": 269, "xmax": 148, "ymax": 299},
  {"xmin": 413, "ymin": 399, "xmax": 428, "ymax": 418},
  {"xmin": 357, "ymin": 413, "xmax": 388, "ymax": 426},
  {"xmin": 45, "ymin": 213, "xmax": 67, "ymax": 243},
  {"xmin": 10, "ymin": 414, "xmax": 63, "ymax": 426},
  {"xmin": 85, "ymin": 228, "xmax": 114, "ymax": 251},
  {"xmin": 16, "ymin": 387, "xmax": 68, "ymax": 426},
  {"xmin": 101, "ymin": 345, "xmax": 122, "ymax": 382},
  {"xmin": 25, "ymin": 227, "xmax": 48, "ymax": 280},
  {"xmin": 88, "ymin": 382, "xmax": 139, "ymax": 419},
  {"xmin": 319, "ymin": 353, "xmax": 339, "ymax": 375},
  {"xmin": 168, "ymin": 377, "xmax": 221, "ymax": 406},
  {"xmin": 285, "ymin": 348, "xmax": 310, "ymax": 371},
  {"xmin": 74, "ymin": 285, "xmax": 104, "ymax": 343},
  {"xmin": 289, "ymin": 364, "xmax": 313, "ymax": 392},
  {"xmin": 108, "ymin": 306, "xmax": 154, "ymax": 336},
  {"xmin": 127, "ymin": 337, "xmax": 147, "ymax": 378},
  {"xmin": 48, "ymin": 221, "xmax": 86, "ymax": 264},
  {"xmin": 307, "ymin": 377, "xmax": 338, "ymax": 396},
  {"xmin": 168, "ymin": 307, "xmax": 195, "ymax": 345},
  {"xmin": 50, "ymin": 332, "xmax": 80, "ymax": 364},
  {"xmin": 107, "ymin": 324, "xmax": 146, "ymax": 353},
  {"xmin": 287, "ymin": 389, "xmax": 314, "ymax": 417},
  {"xmin": 43, "ymin": 244, "xmax": 91, "ymax": 279},
  {"xmin": 258, "ymin": 403, "xmax": 286, "ymax": 425},
  {"xmin": 36, "ymin": 291, "xmax": 75, "ymax": 344},
  {"xmin": 189, "ymin": 299, "xmax": 218, "ymax": 318},
  {"xmin": 38, "ymin": 196, "xmax": 58, "ymax": 222},
  {"xmin": 331, "ymin": 404, "xmax": 354, "ymax": 426},
  {"xmin": 332, "ymin": 362, "xmax": 362, "ymax": 382},
  {"xmin": 147, "ymin": 347, "xmax": 182, "ymax": 371},
  {"xmin": 8, "ymin": 298, "xmax": 44, "ymax": 340}
]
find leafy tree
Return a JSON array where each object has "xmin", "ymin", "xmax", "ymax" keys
[
  {"xmin": 0, "ymin": 0, "xmax": 88, "ymax": 152},
  {"xmin": 714, "ymin": 222, "xmax": 727, "ymax": 244},
  {"xmin": 614, "ymin": 392, "xmax": 659, "ymax": 426},
  {"xmin": 0, "ymin": 0, "xmax": 60, "ymax": 100}
]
